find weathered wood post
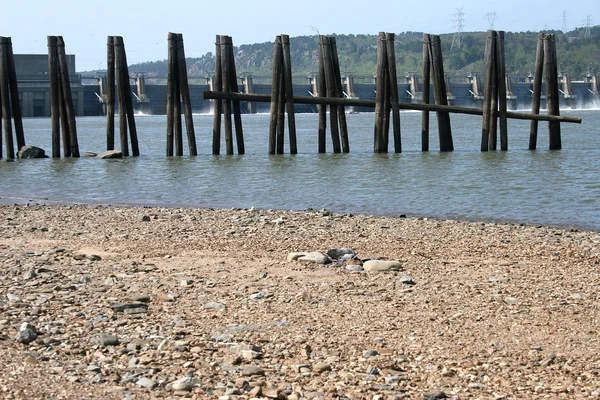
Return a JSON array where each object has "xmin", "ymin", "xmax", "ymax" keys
[
  {"xmin": 430, "ymin": 35, "xmax": 453, "ymax": 151},
  {"xmin": 176, "ymin": 33, "xmax": 198, "ymax": 156},
  {"xmin": 224, "ymin": 36, "xmax": 244, "ymax": 155},
  {"xmin": 281, "ymin": 34, "xmax": 298, "ymax": 154},
  {"xmin": 220, "ymin": 35, "xmax": 234, "ymax": 155},
  {"xmin": 330, "ymin": 37, "xmax": 349, "ymax": 153},
  {"xmin": 544, "ymin": 34, "xmax": 561, "ymax": 150},
  {"xmin": 481, "ymin": 30, "xmax": 495, "ymax": 151},
  {"xmin": 57, "ymin": 36, "xmax": 80, "ymax": 157},
  {"xmin": 421, "ymin": 34, "xmax": 431, "ymax": 152},
  {"xmin": 496, "ymin": 31, "xmax": 508, "ymax": 151},
  {"xmin": 0, "ymin": 37, "xmax": 14, "ymax": 159},
  {"xmin": 268, "ymin": 36, "xmax": 282, "ymax": 155},
  {"xmin": 386, "ymin": 33, "xmax": 401, "ymax": 153},
  {"xmin": 106, "ymin": 36, "xmax": 115, "ymax": 151},
  {"xmin": 489, "ymin": 31, "xmax": 499, "ymax": 151},
  {"xmin": 374, "ymin": 32, "xmax": 387, "ymax": 153},
  {"xmin": 212, "ymin": 35, "xmax": 223, "ymax": 155},
  {"xmin": 322, "ymin": 36, "xmax": 341, "ymax": 153},
  {"xmin": 47, "ymin": 37, "xmax": 60, "ymax": 157},
  {"xmin": 114, "ymin": 36, "xmax": 129, "ymax": 156},
  {"xmin": 4, "ymin": 38, "xmax": 24, "ymax": 151},
  {"xmin": 166, "ymin": 32, "xmax": 176, "ymax": 156},
  {"xmin": 317, "ymin": 37, "xmax": 327, "ymax": 153},
  {"xmin": 529, "ymin": 33, "xmax": 545, "ymax": 150}
]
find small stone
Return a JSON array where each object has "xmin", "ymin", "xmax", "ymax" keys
[
  {"xmin": 287, "ymin": 252, "xmax": 308, "ymax": 262},
  {"xmin": 363, "ymin": 260, "xmax": 402, "ymax": 272},
  {"xmin": 345, "ymin": 264, "xmax": 363, "ymax": 272},
  {"xmin": 23, "ymin": 268, "xmax": 37, "ymax": 280},
  {"xmin": 205, "ymin": 301, "xmax": 226, "ymax": 311},
  {"xmin": 424, "ymin": 391, "xmax": 447, "ymax": 399},
  {"xmin": 249, "ymin": 292, "xmax": 265, "ymax": 300},
  {"xmin": 400, "ymin": 275, "xmax": 415, "ymax": 285},
  {"xmin": 326, "ymin": 248, "xmax": 356, "ymax": 260},
  {"xmin": 15, "ymin": 329, "xmax": 37, "ymax": 345},
  {"xmin": 96, "ymin": 150, "xmax": 123, "ymax": 159},
  {"xmin": 312, "ymin": 362, "xmax": 331, "ymax": 373},
  {"xmin": 17, "ymin": 145, "xmax": 48, "ymax": 159},
  {"xmin": 297, "ymin": 252, "xmax": 331, "ymax": 265},
  {"xmin": 363, "ymin": 349, "xmax": 380, "ymax": 358},
  {"xmin": 94, "ymin": 333, "xmax": 119, "ymax": 347},
  {"xmin": 23, "ymin": 355, "xmax": 39, "ymax": 364},
  {"xmin": 503, "ymin": 297, "xmax": 518, "ymax": 304},
  {"xmin": 139, "ymin": 215, "xmax": 151, "ymax": 222},
  {"xmin": 240, "ymin": 365, "xmax": 265, "ymax": 376},
  {"xmin": 171, "ymin": 377, "xmax": 194, "ymax": 392},
  {"xmin": 136, "ymin": 377, "xmax": 157, "ymax": 389}
]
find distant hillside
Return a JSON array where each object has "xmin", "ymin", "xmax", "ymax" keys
[{"xmin": 128, "ymin": 27, "xmax": 600, "ymax": 84}]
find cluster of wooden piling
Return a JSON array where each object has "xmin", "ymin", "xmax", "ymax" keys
[
  {"xmin": 212, "ymin": 35, "xmax": 244, "ymax": 155},
  {"xmin": 106, "ymin": 36, "xmax": 139, "ymax": 156},
  {"xmin": 481, "ymin": 30, "xmax": 508, "ymax": 151},
  {"xmin": 529, "ymin": 33, "xmax": 561, "ymax": 150},
  {"xmin": 167, "ymin": 32, "xmax": 196, "ymax": 156},
  {"xmin": 316, "ymin": 35, "xmax": 348, "ymax": 154},
  {"xmin": 268, "ymin": 35, "xmax": 297, "ymax": 154},
  {"xmin": 422, "ymin": 34, "xmax": 453, "ymax": 152},
  {"xmin": 47, "ymin": 36, "xmax": 80, "ymax": 158},
  {"xmin": 0, "ymin": 37, "xmax": 25, "ymax": 159},
  {"xmin": 373, "ymin": 32, "xmax": 401, "ymax": 153}
]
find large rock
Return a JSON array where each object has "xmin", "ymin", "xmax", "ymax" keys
[
  {"xmin": 17, "ymin": 146, "xmax": 48, "ymax": 159},
  {"xmin": 297, "ymin": 252, "xmax": 331, "ymax": 265},
  {"xmin": 96, "ymin": 150, "xmax": 123, "ymax": 159},
  {"xmin": 363, "ymin": 260, "xmax": 402, "ymax": 272},
  {"xmin": 326, "ymin": 248, "xmax": 356, "ymax": 260}
]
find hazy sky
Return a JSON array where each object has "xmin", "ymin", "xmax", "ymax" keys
[{"xmin": 3, "ymin": 0, "xmax": 598, "ymax": 71}]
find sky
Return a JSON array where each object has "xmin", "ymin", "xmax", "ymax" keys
[{"xmin": 2, "ymin": 0, "xmax": 599, "ymax": 72}]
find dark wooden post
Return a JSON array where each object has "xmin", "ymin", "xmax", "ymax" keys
[
  {"xmin": 176, "ymin": 33, "xmax": 197, "ymax": 156},
  {"xmin": 281, "ymin": 34, "xmax": 297, "ymax": 154},
  {"xmin": 489, "ymin": 31, "xmax": 499, "ymax": 151},
  {"xmin": 496, "ymin": 31, "xmax": 508, "ymax": 151},
  {"xmin": 106, "ymin": 36, "xmax": 115, "ymax": 151},
  {"xmin": 166, "ymin": 32, "xmax": 176, "ymax": 156},
  {"xmin": 330, "ymin": 37, "xmax": 349, "ymax": 153},
  {"xmin": 0, "ymin": 37, "xmax": 14, "ymax": 159},
  {"xmin": 481, "ymin": 31, "xmax": 494, "ymax": 151},
  {"xmin": 114, "ymin": 36, "xmax": 128, "ymax": 156},
  {"xmin": 58, "ymin": 65, "xmax": 71, "ymax": 157},
  {"xmin": 225, "ymin": 36, "xmax": 245, "ymax": 155},
  {"xmin": 374, "ymin": 32, "xmax": 387, "ymax": 153},
  {"xmin": 174, "ymin": 66, "xmax": 182, "ymax": 156},
  {"xmin": 529, "ymin": 33, "xmax": 545, "ymax": 150},
  {"xmin": 5, "ymin": 38, "xmax": 24, "ymax": 150},
  {"xmin": 268, "ymin": 36, "xmax": 282, "ymax": 155},
  {"xmin": 220, "ymin": 35, "xmax": 233, "ymax": 155},
  {"xmin": 386, "ymin": 33, "xmax": 401, "ymax": 153},
  {"xmin": 118, "ymin": 37, "xmax": 139, "ymax": 156},
  {"xmin": 544, "ymin": 34, "xmax": 561, "ymax": 150},
  {"xmin": 48, "ymin": 37, "xmax": 60, "ymax": 157},
  {"xmin": 276, "ymin": 62, "xmax": 286, "ymax": 155},
  {"xmin": 57, "ymin": 36, "xmax": 79, "ymax": 157},
  {"xmin": 322, "ymin": 36, "xmax": 341, "ymax": 153},
  {"xmin": 212, "ymin": 35, "xmax": 222, "ymax": 155},
  {"xmin": 421, "ymin": 34, "xmax": 431, "ymax": 152},
  {"xmin": 430, "ymin": 35, "xmax": 453, "ymax": 151},
  {"xmin": 317, "ymin": 36, "xmax": 327, "ymax": 153}
]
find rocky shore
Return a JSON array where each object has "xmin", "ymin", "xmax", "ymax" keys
[{"xmin": 1, "ymin": 204, "xmax": 599, "ymax": 399}]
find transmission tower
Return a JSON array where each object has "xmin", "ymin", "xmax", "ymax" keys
[
  {"xmin": 583, "ymin": 15, "xmax": 593, "ymax": 38},
  {"xmin": 451, "ymin": 8, "xmax": 465, "ymax": 52},
  {"xmin": 485, "ymin": 12, "xmax": 497, "ymax": 30},
  {"xmin": 562, "ymin": 11, "xmax": 567, "ymax": 32}
]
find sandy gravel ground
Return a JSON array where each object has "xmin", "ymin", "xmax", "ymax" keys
[{"xmin": 1, "ymin": 204, "xmax": 600, "ymax": 400}]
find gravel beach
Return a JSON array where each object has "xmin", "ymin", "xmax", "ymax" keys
[{"xmin": 1, "ymin": 203, "xmax": 599, "ymax": 399}]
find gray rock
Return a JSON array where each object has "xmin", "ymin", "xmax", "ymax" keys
[
  {"xmin": 6, "ymin": 293, "xmax": 22, "ymax": 303},
  {"xmin": 249, "ymin": 292, "xmax": 265, "ymax": 300},
  {"xmin": 363, "ymin": 349, "xmax": 380, "ymax": 358},
  {"xmin": 23, "ymin": 268, "xmax": 37, "ymax": 280},
  {"xmin": 312, "ymin": 362, "xmax": 331, "ymax": 373},
  {"xmin": 14, "ymin": 329, "xmax": 37, "ymax": 345},
  {"xmin": 205, "ymin": 301, "xmax": 226, "ymax": 311},
  {"xmin": 171, "ymin": 377, "xmax": 194, "ymax": 391},
  {"xmin": 136, "ymin": 377, "xmax": 157, "ymax": 389},
  {"xmin": 400, "ymin": 275, "xmax": 415, "ymax": 285},
  {"xmin": 17, "ymin": 146, "xmax": 48, "ymax": 159},
  {"xmin": 96, "ymin": 150, "xmax": 123, "ymax": 159},
  {"xmin": 93, "ymin": 333, "xmax": 119, "ymax": 346},
  {"xmin": 363, "ymin": 260, "xmax": 402, "ymax": 272},
  {"xmin": 345, "ymin": 264, "xmax": 364, "ymax": 272},
  {"xmin": 326, "ymin": 248, "xmax": 356, "ymax": 260},
  {"xmin": 287, "ymin": 252, "xmax": 308, "ymax": 262},
  {"xmin": 240, "ymin": 365, "xmax": 265, "ymax": 376},
  {"xmin": 110, "ymin": 302, "xmax": 148, "ymax": 313},
  {"xmin": 424, "ymin": 391, "xmax": 447, "ymax": 400},
  {"xmin": 297, "ymin": 252, "xmax": 331, "ymax": 265},
  {"xmin": 84, "ymin": 152, "xmax": 98, "ymax": 157}
]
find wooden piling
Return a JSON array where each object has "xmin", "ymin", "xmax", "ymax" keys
[
  {"xmin": 330, "ymin": 37, "xmax": 349, "ymax": 153},
  {"xmin": 529, "ymin": 33, "xmax": 545, "ymax": 150},
  {"xmin": 421, "ymin": 34, "xmax": 431, "ymax": 152},
  {"xmin": 224, "ymin": 36, "xmax": 245, "ymax": 155},
  {"xmin": 276, "ymin": 60, "xmax": 286, "ymax": 155},
  {"xmin": 174, "ymin": 70, "xmax": 183, "ymax": 156},
  {"xmin": 374, "ymin": 32, "xmax": 387, "ymax": 153},
  {"xmin": 106, "ymin": 36, "xmax": 115, "ymax": 151},
  {"xmin": 268, "ymin": 36, "xmax": 282, "ymax": 155},
  {"xmin": 118, "ymin": 37, "xmax": 139, "ymax": 156},
  {"xmin": 281, "ymin": 35, "xmax": 297, "ymax": 154},
  {"xmin": 176, "ymin": 33, "xmax": 197, "ymax": 156},
  {"xmin": 166, "ymin": 33, "xmax": 176, "ymax": 156},
  {"xmin": 58, "ymin": 69, "xmax": 71, "ymax": 157},
  {"xmin": 430, "ymin": 35, "xmax": 453, "ymax": 151},
  {"xmin": 386, "ymin": 33, "xmax": 401, "ymax": 153},
  {"xmin": 0, "ymin": 37, "xmax": 14, "ymax": 159},
  {"xmin": 496, "ymin": 31, "xmax": 508, "ymax": 151},
  {"xmin": 481, "ymin": 31, "xmax": 495, "ymax": 151},
  {"xmin": 5, "ymin": 38, "xmax": 24, "ymax": 150},
  {"xmin": 322, "ymin": 36, "xmax": 341, "ymax": 153},
  {"xmin": 114, "ymin": 36, "xmax": 129, "ymax": 156},
  {"xmin": 212, "ymin": 35, "xmax": 222, "ymax": 155},
  {"xmin": 544, "ymin": 34, "xmax": 561, "ymax": 150},
  {"xmin": 56, "ymin": 36, "xmax": 79, "ymax": 157},
  {"xmin": 220, "ymin": 36, "xmax": 233, "ymax": 155},
  {"xmin": 317, "ymin": 37, "xmax": 327, "ymax": 153},
  {"xmin": 488, "ymin": 31, "xmax": 498, "ymax": 151},
  {"xmin": 48, "ymin": 37, "xmax": 60, "ymax": 158}
]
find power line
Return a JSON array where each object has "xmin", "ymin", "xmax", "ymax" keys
[{"xmin": 451, "ymin": 8, "xmax": 465, "ymax": 52}]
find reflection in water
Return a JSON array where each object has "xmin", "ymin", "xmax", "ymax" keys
[{"xmin": 1, "ymin": 111, "xmax": 599, "ymax": 230}]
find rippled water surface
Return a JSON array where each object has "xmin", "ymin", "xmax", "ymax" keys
[{"xmin": 1, "ymin": 110, "xmax": 599, "ymax": 230}]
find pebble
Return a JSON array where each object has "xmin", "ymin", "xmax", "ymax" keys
[
  {"xmin": 297, "ymin": 252, "xmax": 331, "ymax": 265},
  {"xmin": 93, "ymin": 333, "xmax": 120, "ymax": 347},
  {"xmin": 15, "ymin": 328, "xmax": 37, "ymax": 345},
  {"xmin": 240, "ymin": 365, "xmax": 265, "ymax": 376},
  {"xmin": 136, "ymin": 377, "xmax": 157, "ymax": 389},
  {"xmin": 326, "ymin": 248, "xmax": 356, "ymax": 259},
  {"xmin": 205, "ymin": 301, "xmax": 227, "ymax": 310},
  {"xmin": 312, "ymin": 362, "xmax": 331, "ymax": 373},
  {"xmin": 363, "ymin": 260, "xmax": 402, "ymax": 272},
  {"xmin": 400, "ymin": 275, "xmax": 415, "ymax": 285}
]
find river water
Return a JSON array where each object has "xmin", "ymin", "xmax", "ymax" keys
[{"xmin": 1, "ymin": 109, "xmax": 599, "ymax": 230}]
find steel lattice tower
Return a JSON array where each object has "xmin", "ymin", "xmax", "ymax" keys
[{"xmin": 451, "ymin": 8, "xmax": 465, "ymax": 52}]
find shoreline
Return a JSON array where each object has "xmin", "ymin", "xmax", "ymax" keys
[{"xmin": 1, "ymin": 203, "xmax": 600, "ymax": 399}]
